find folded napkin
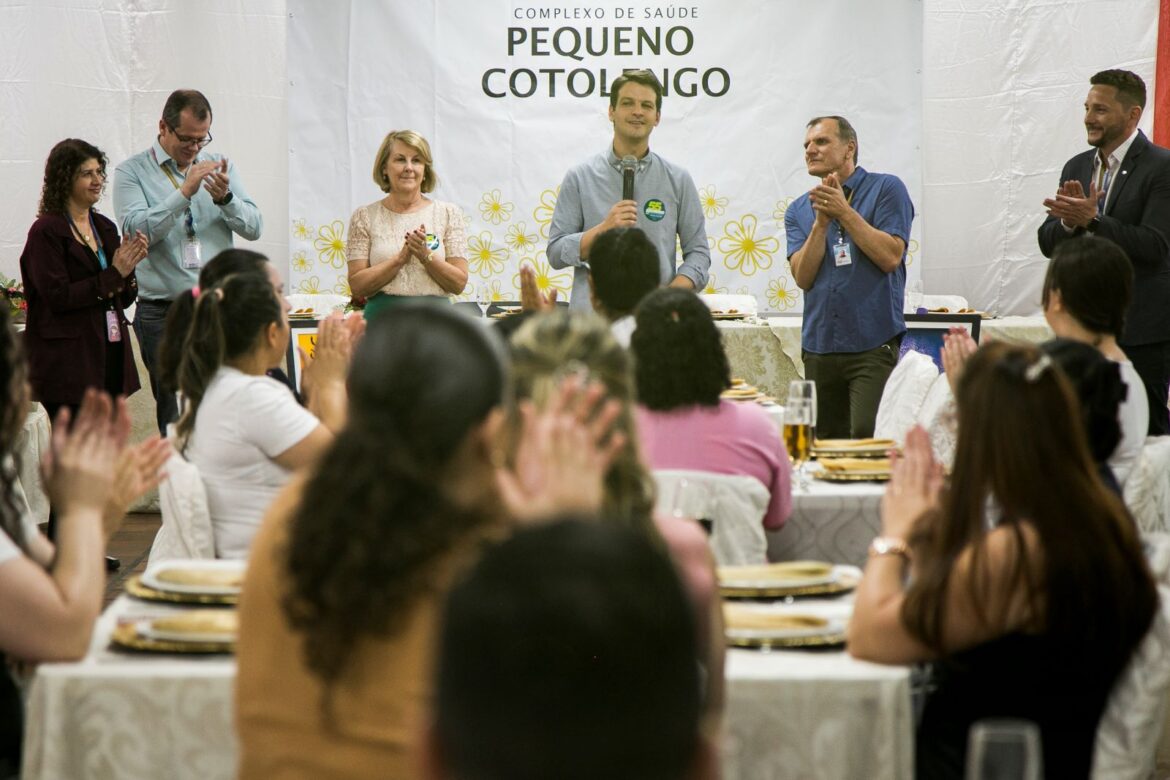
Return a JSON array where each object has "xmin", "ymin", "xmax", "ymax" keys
[{"xmin": 818, "ymin": 457, "xmax": 891, "ymax": 472}]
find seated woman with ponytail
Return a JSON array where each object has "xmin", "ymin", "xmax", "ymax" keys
[{"xmin": 175, "ymin": 270, "xmax": 357, "ymax": 559}]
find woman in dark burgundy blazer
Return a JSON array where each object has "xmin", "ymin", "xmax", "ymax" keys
[{"xmin": 19, "ymin": 139, "xmax": 149, "ymax": 418}]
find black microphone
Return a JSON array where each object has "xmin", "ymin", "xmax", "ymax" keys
[{"xmin": 621, "ymin": 155, "xmax": 637, "ymax": 201}]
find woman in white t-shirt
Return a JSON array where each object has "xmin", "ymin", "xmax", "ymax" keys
[
  {"xmin": 1041, "ymin": 235, "xmax": 1149, "ymax": 487},
  {"xmin": 174, "ymin": 270, "xmax": 356, "ymax": 558}
]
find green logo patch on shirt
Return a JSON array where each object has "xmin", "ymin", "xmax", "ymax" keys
[{"xmin": 643, "ymin": 199, "xmax": 666, "ymax": 222}]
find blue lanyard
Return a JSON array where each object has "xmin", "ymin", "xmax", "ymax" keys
[{"xmin": 89, "ymin": 212, "xmax": 108, "ymax": 269}]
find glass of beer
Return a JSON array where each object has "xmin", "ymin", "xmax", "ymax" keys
[
  {"xmin": 783, "ymin": 399, "xmax": 814, "ymax": 490},
  {"xmin": 787, "ymin": 380, "xmax": 817, "ymax": 442}
]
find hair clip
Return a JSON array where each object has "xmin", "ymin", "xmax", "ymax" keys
[
  {"xmin": 1024, "ymin": 353, "xmax": 1052, "ymax": 383},
  {"xmin": 191, "ymin": 285, "xmax": 201, "ymax": 298}
]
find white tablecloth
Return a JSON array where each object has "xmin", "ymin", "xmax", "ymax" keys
[
  {"xmin": 723, "ymin": 597, "xmax": 914, "ymax": 780},
  {"xmin": 21, "ymin": 596, "xmax": 236, "ymax": 780},
  {"xmin": 717, "ymin": 315, "xmax": 1053, "ymax": 400},
  {"xmin": 25, "ymin": 593, "xmax": 914, "ymax": 780},
  {"xmin": 767, "ymin": 479, "xmax": 886, "ymax": 569}
]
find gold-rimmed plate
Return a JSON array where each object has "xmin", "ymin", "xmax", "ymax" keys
[
  {"xmin": 711, "ymin": 311, "xmax": 750, "ymax": 320},
  {"xmin": 719, "ymin": 564, "xmax": 861, "ymax": 599},
  {"xmin": 811, "ymin": 438, "xmax": 896, "ymax": 459},
  {"xmin": 723, "ymin": 604, "xmax": 847, "ymax": 649},
  {"xmin": 110, "ymin": 621, "xmax": 235, "ymax": 655},
  {"xmin": 125, "ymin": 575, "xmax": 239, "ymax": 606},
  {"xmin": 813, "ymin": 469, "xmax": 890, "ymax": 483}
]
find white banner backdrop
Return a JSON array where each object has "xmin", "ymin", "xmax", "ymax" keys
[{"xmin": 288, "ymin": 0, "xmax": 922, "ymax": 311}]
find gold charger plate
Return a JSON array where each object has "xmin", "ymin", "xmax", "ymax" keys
[
  {"xmin": 813, "ymin": 469, "xmax": 890, "ymax": 483},
  {"xmin": 711, "ymin": 312, "xmax": 749, "ymax": 320},
  {"xmin": 125, "ymin": 575, "xmax": 239, "ymax": 606},
  {"xmin": 110, "ymin": 621, "xmax": 235, "ymax": 655},
  {"xmin": 726, "ymin": 631, "xmax": 847, "ymax": 650},
  {"xmin": 719, "ymin": 567, "xmax": 860, "ymax": 599}
]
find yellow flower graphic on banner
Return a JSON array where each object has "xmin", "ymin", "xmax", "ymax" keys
[
  {"xmin": 505, "ymin": 222, "xmax": 538, "ymax": 252},
  {"xmin": 485, "ymin": 279, "xmax": 505, "ymax": 302},
  {"xmin": 467, "ymin": 232, "xmax": 509, "ymax": 278},
  {"xmin": 291, "ymin": 218, "xmax": 313, "ymax": 241},
  {"xmin": 699, "ymin": 185, "xmax": 728, "ymax": 219},
  {"xmin": 767, "ymin": 277, "xmax": 800, "ymax": 312},
  {"xmin": 478, "ymin": 189, "xmax": 514, "ymax": 225},
  {"xmin": 291, "ymin": 251, "xmax": 312, "ymax": 274},
  {"xmin": 905, "ymin": 238, "xmax": 919, "ymax": 267},
  {"xmin": 513, "ymin": 252, "xmax": 571, "ymax": 297},
  {"xmin": 533, "ymin": 187, "xmax": 559, "ymax": 239},
  {"xmin": 333, "ymin": 277, "xmax": 352, "ymax": 297},
  {"xmin": 298, "ymin": 276, "xmax": 322, "ymax": 294},
  {"xmin": 314, "ymin": 221, "xmax": 347, "ymax": 268},
  {"xmin": 718, "ymin": 215, "xmax": 779, "ymax": 276},
  {"xmin": 773, "ymin": 197, "xmax": 794, "ymax": 226},
  {"xmin": 703, "ymin": 273, "xmax": 729, "ymax": 295}
]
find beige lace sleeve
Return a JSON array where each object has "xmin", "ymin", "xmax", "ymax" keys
[
  {"xmin": 441, "ymin": 202, "xmax": 467, "ymax": 260},
  {"xmin": 346, "ymin": 205, "xmax": 371, "ymax": 264}
]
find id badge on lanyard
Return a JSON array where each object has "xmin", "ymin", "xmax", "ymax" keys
[
  {"xmin": 105, "ymin": 310, "xmax": 122, "ymax": 342},
  {"xmin": 182, "ymin": 237, "xmax": 202, "ymax": 269},
  {"xmin": 833, "ymin": 235, "xmax": 852, "ymax": 267}
]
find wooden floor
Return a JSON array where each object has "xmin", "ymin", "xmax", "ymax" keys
[{"xmin": 104, "ymin": 512, "xmax": 161, "ymax": 608}]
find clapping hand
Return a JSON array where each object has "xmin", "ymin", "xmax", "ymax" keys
[
  {"xmin": 111, "ymin": 231, "xmax": 148, "ymax": 278},
  {"xmin": 42, "ymin": 390, "xmax": 120, "ymax": 518},
  {"xmin": 519, "ymin": 263, "xmax": 558, "ymax": 312},
  {"xmin": 880, "ymin": 425, "xmax": 944, "ymax": 540},
  {"xmin": 180, "ymin": 160, "xmax": 221, "ymax": 199},
  {"xmin": 202, "ymin": 159, "xmax": 231, "ymax": 203},
  {"xmin": 810, "ymin": 172, "xmax": 850, "ymax": 223},
  {"xmin": 404, "ymin": 226, "xmax": 430, "ymax": 263},
  {"xmin": 1042, "ymin": 179, "xmax": 1099, "ymax": 229},
  {"xmin": 941, "ymin": 327, "xmax": 979, "ymax": 394},
  {"xmin": 300, "ymin": 313, "xmax": 364, "ymax": 407},
  {"xmin": 496, "ymin": 374, "xmax": 626, "ymax": 521}
]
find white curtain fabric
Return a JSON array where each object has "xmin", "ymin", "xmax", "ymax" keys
[{"xmin": 0, "ymin": 1, "xmax": 1159, "ymax": 314}]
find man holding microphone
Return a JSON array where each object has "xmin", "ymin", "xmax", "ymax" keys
[{"xmin": 548, "ymin": 69, "xmax": 709, "ymax": 309}]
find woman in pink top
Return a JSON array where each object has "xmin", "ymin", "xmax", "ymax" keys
[{"xmin": 632, "ymin": 288, "xmax": 792, "ymax": 531}]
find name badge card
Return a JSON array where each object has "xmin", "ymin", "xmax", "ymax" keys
[
  {"xmin": 833, "ymin": 238, "xmax": 852, "ymax": 267},
  {"xmin": 105, "ymin": 311, "xmax": 122, "ymax": 342},
  {"xmin": 182, "ymin": 238, "xmax": 202, "ymax": 269}
]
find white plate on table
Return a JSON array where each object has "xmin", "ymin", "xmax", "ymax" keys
[{"xmin": 142, "ymin": 560, "xmax": 246, "ymax": 596}]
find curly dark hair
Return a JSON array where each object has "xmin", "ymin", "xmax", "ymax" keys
[
  {"xmin": 159, "ymin": 249, "xmax": 271, "ymax": 394},
  {"xmin": 0, "ymin": 308, "xmax": 30, "ymax": 554},
  {"xmin": 631, "ymin": 288, "xmax": 730, "ymax": 410},
  {"xmin": 589, "ymin": 227, "xmax": 661, "ymax": 317},
  {"xmin": 38, "ymin": 139, "xmax": 107, "ymax": 217},
  {"xmin": 281, "ymin": 302, "xmax": 509, "ymax": 715}
]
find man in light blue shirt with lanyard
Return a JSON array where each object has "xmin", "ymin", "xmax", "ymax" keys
[
  {"xmin": 114, "ymin": 89, "xmax": 263, "ymax": 434},
  {"xmin": 786, "ymin": 116, "xmax": 914, "ymax": 439},
  {"xmin": 548, "ymin": 69, "xmax": 710, "ymax": 309}
]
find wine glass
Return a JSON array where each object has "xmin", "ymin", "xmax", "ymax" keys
[
  {"xmin": 965, "ymin": 719, "xmax": 1042, "ymax": 780},
  {"xmin": 476, "ymin": 284, "xmax": 492, "ymax": 318},
  {"xmin": 787, "ymin": 380, "xmax": 817, "ymax": 442},
  {"xmin": 783, "ymin": 399, "xmax": 813, "ymax": 491},
  {"xmin": 907, "ymin": 279, "xmax": 924, "ymax": 313}
]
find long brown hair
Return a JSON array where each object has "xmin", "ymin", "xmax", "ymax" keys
[
  {"xmin": 902, "ymin": 342, "xmax": 1154, "ymax": 666},
  {"xmin": 0, "ymin": 308, "xmax": 29, "ymax": 554}
]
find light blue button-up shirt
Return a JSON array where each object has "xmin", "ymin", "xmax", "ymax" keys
[
  {"xmin": 548, "ymin": 146, "xmax": 710, "ymax": 309},
  {"xmin": 113, "ymin": 140, "xmax": 263, "ymax": 300}
]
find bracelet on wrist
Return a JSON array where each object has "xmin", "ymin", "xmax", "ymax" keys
[{"xmin": 868, "ymin": 536, "xmax": 910, "ymax": 560}]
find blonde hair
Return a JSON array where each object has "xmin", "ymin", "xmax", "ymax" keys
[
  {"xmin": 372, "ymin": 130, "xmax": 437, "ymax": 194},
  {"xmin": 508, "ymin": 311, "xmax": 657, "ymax": 533}
]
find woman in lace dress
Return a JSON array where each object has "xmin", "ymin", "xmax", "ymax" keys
[{"xmin": 346, "ymin": 130, "xmax": 468, "ymax": 321}]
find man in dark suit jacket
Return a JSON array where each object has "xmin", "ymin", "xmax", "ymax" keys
[{"xmin": 1039, "ymin": 69, "xmax": 1170, "ymax": 435}]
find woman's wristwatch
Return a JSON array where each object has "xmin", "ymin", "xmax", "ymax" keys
[{"xmin": 868, "ymin": 536, "xmax": 910, "ymax": 560}]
